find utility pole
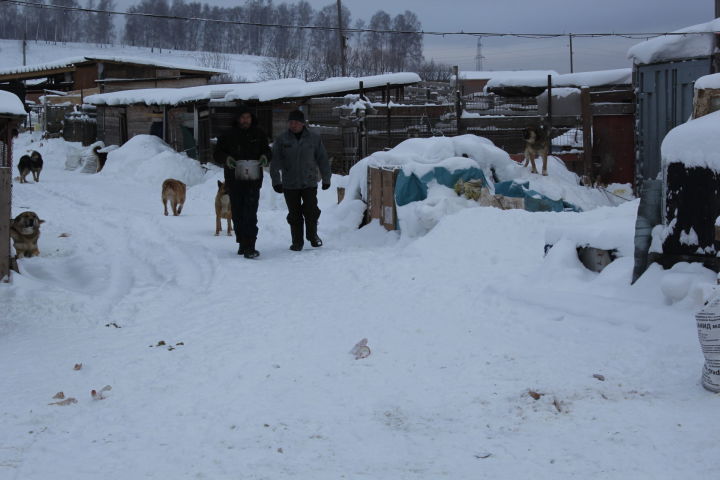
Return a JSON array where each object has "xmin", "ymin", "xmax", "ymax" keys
[
  {"xmin": 716, "ymin": 0, "xmax": 720, "ymax": 18},
  {"xmin": 22, "ymin": 30, "xmax": 27, "ymax": 66},
  {"xmin": 568, "ymin": 34, "xmax": 574, "ymax": 73},
  {"xmin": 336, "ymin": 0, "xmax": 347, "ymax": 76},
  {"xmin": 475, "ymin": 37, "xmax": 485, "ymax": 71}
]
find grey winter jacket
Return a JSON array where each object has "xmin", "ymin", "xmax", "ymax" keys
[{"xmin": 270, "ymin": 127, "xmax": 331, "ymax": 189}]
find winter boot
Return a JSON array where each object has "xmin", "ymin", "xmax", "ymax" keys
[
  {"xmin": 306, "ymin": 221, "xmax": 323, "ymax": 247},
  {"xmin": 289, "ymin": 223, "xmax": 304, "ymax": 251},
  {"xmin": 243, "ymin": 237, "xmax": 260, "ymax": 259}
]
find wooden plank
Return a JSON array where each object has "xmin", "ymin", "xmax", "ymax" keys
[
  {"xmin": 367, "ymin": 166, "xmax": 382, "ymax": 222},
  {"xmin": 590, "ymin": 89, "xmax": 635, "ymax": 103},
  {"xmin": 581, "ymin": 87, "xmax": 593, "ymax": 180},
  {"xmin": 380, "ymin": 168, "xmax": 399, "ymax": 231},
  {"xmin": 591, "ymin": 103, "xmax": 635, "ymax": 116}
]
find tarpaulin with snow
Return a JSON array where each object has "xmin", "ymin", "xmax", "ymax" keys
[{"xmin": 395, "ymin": 166, "xmax": 490, "ymax": 207}]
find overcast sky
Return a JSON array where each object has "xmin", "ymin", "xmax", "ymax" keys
[{"xmin": 112, "ymin": 0, "xmax": 712, "ymax": 73}]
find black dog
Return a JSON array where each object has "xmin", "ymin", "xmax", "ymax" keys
[{"xmin": 18, "ymin": 151, "xmax": 43, "ymax": 183}]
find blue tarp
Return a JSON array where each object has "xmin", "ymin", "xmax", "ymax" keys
[
  {"xmin": 491, "ymin": 180, "xmax": 580, "ymax": 212},
  {"xmin": 395, "ymin": 167, "xmax": 489, "ymax": 207},
  {"xmin": 394, "ymin": 169, "xmax": 581, "ymax": 212}
]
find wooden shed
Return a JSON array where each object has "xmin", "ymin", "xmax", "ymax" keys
[
  {"xmin": 85, "ymin": 73, "xmax": 421, "ymax": 165},
  {"xmin": 0, "ymin": 55, "xmax": 227, "ymax": 104},
  {"xmin": 0, "ymin": 91, "xmax": 28, "ymax": 281},
  {"xmin": 628, "ymin": 18, "xmax": 720, "ymax": 186}
]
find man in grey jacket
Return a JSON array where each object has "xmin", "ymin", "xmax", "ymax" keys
[{"xmin": 270, "ymin": 110, "xmax": 331, "ymax": 251}]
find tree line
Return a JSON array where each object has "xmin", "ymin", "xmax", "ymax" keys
[
  {"xmin": 0, "ymin": 0, "xmax": 116, "ymax": 46},
  {"xmin": 0, "ymin": 0, "xmax": 451, "ymax": 81}
]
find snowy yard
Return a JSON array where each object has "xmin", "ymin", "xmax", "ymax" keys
[{"xmin": 1, "ymin": 132, "xmax": 718, "ymax": 479}]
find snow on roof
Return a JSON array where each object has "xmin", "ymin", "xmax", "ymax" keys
[
  {"xmin": 662, "ymin": 110, "xmax": 720, "ymax": 171},
  {"xmin": 484, "ymin": 71, "xmax": 559, "ymax": 89},
  {"xmin": 0, "ymin": 54, "xmax": 227, "ymax": 77},
  {"xmin": 457, "ymin": 70, "xmax": 554, "ymax": 81},
  {"xmin": 85, "ymin": 73, "xmax": 422, "ymax": 106},
  {"xmin": 480, "ymin": 68, "xmax": 631, "ymax": 90},
  {"xmin": 695, "ymin": 72, "xmax": 720, "ymax": 90},
  {"xmin": 0, "ymin": 90, "xmax": 26, "ymax": 116},
  {"xmin": 552, "ymin": 68, "xmax": 632, "ymax": 88},
  {"xmin": 627, "ymin": 18, "xmax": 718, "ymax": 65}
]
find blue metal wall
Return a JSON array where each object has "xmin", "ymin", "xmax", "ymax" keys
[{"xmin": 636, "ymin": 58, "xmax": 712, "ymax": 183}]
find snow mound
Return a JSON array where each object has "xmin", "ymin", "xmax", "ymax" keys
[
  {"xmin": 693, "ymin": 72, "xmax": 720, "ymax": 90},
  {"xmin": 99, "ymin": 135, "xmax": 206, "ymax": 187},
  {"xmin": 661, "ymin": 110, "xmax": 720, "ymax": 171},
  {"xmin": 627, "ymin": 19, "xmax": 717, "ymax": 65},
  {"xmin": 0, "ymin": 90, "xmax": 25, "ymax": 116}
]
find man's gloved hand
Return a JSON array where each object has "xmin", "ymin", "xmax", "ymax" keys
[
  {"xmin": 225, "ymin": 156, "xmax": 237, "ymax": 169},
  {"xmin": 258, "ymin": 155, "xmax": 269, "ymax": 167},
  {"xmin": 273, "ymin": 184, "xmax": 284, "ymax": 194},
  {"xmin": 322, "ymin": 182, "xmax": 330, "ymax": 190}
]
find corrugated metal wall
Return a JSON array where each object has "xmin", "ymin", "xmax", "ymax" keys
[{"xmin": 636, "ymin": 58, "xmax": 712, "ymax": 183}]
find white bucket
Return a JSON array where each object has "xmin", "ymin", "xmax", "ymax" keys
[
  {"xmin": 235, "ymin": 160, "xmax": 261, "ymax": 181},
  {"xmin": 696, "ymin": 295, "xmax": 720, "ymax": 392}
]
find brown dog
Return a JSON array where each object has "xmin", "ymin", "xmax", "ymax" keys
[
  {"xmin": 10, "ymin": 211, "xmax": 45, "ymax": 258},
  {"xmin": 162, "ymin": 179, "xmax": 186, "ymax": 216},
  {"xmin": 215, "ymin": 180, "xmax": 232, "ymax": 236},
  {"xmin": 522, "ymin": 126, "xmax": 549, "ymax": 176}
]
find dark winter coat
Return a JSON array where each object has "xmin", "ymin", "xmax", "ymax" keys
[
  {"xmin": 214, "ymin": 118, "xmax": 271, "ymax": 190},
  {"xmin": 270, "ymin": 127, "xmax": 331, "ymax": 190}
]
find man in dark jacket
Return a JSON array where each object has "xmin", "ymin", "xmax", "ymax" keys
[
  {"xmin": 214, "ymin": 105, "xmax": 271, "ymax": 258},
  {"xmin": 270, "ymin": 110, "xmax": 331, "ymax": 251}
]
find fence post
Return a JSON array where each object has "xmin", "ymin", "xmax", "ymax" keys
[
  {"xmin": 581, "ymin": 87, "xmax": 593, "ymax": 183},
  {"xmin": 546, "ymin": 74, "xmax": 553, "ymax": 130},
  {"xmin": 386, "ymin": 82, "xmax": 391, "ymax": 149},
  {"xmin": 453, "ymin": 65, "xmax": 462, "ymax": 134}
]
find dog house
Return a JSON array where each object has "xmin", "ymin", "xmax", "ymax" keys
[{"xmin": 0, "ymin": 91, "xmax": 28, "ymax": 280}]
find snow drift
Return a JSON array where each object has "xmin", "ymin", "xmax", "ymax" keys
[{"xmin": 99, "ymin": 135, "xmax": 207, "ymax": 187}]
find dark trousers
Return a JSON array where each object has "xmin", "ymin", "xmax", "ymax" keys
[
  {"xmin": 229, "ymin": 184, "xmax": 260, "ymax": 245},
  {"xmin": 283, "ymin": 188, "xmax": 320, "ymax": 243}
]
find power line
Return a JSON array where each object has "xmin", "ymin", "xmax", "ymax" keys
[{"xmin": 0, "ymin": 0, "xmax": 716, "ymax": 40}]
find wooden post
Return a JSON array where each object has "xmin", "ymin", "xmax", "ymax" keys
[
  {"xmin": 359, "ymin": 81, "xmax": 365, "ymax": 100},
  {"xmin": 386, "ymin": 82, "xmax": 391, "ymax": 149},
  {"xmin": 453, "ymin": 66, "xmax": 462, "ymax": 134},
  {"xmin": 581, "ymin": 87, "xmax": 593, "ymax": 182},
  {"xmin": 546, "ymin": 74, "xmax": 553, "ymax": 129}
]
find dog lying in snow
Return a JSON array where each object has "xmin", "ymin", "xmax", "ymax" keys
[
  {"xmin": 17, "ymin": 150, "xmax": 43, "ymax": 183},
  {"xmin": 522, "ymin": 125, "xmax": 549, "ymax": 176},
  {"xmin": 215, "ymin": 180, "xmax": 232, "ymax": 236},
  {"xmin": 162, "ymin": 179, "xmax": 186, "ymax": 216},
  {"xmin": 10, "ymin": 211, "xmax": 45, "ymax": 258}
]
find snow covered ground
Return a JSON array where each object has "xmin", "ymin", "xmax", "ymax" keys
[
  {"xmin": 2, "ymin": 132, "xmax": 719, "ymax": 479},
  {"xmin": 0, "ymin": 39, "xmax": 264, "ymax": 81}
]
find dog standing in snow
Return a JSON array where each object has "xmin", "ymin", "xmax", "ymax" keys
[
  {"xmin": 215, "ymin": 180, "xmax": 232, "ymax": 236},
  {"xmin": 522, "ymin": 126, "xmax": 549, "ymax": 176},
  {"xmin": 17, "ymin": 150, "xmax": 44, "ymax": 183},
  {"xmin": 9, "ymin": 211, "xmax": 44, "ymax": 258},
  {"xmin": 162, "ymin": 179, "xmax": 186, "ymax": 216}
]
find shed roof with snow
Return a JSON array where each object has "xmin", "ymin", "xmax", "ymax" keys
[
  {"xmin": 84, "ymin": 73, "xmax": 422, "ymax": 107},
  {"xmin": 627, "ymin": 19, "xmax": 718, "ymax": 65},
  {"xmin": 0, "ymin": 55, "xmax": 227, "ymax": 81}
]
